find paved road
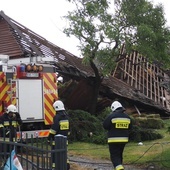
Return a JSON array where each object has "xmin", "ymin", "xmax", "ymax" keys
[{"xmin": 69, "ymin": 155, "xmax": 147, "ymax": 170}]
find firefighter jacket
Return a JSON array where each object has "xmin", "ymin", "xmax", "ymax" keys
[
  {"xmin": 103, "ymin": 108, "xmax": 132, "ymax": 143},
  {"xmin": 0, "ymin": 112, "xmax": 22, "ymax": 141},
  {"xmin": 48, "ymin": 110, "xmax": 70, "ymax": 141}
]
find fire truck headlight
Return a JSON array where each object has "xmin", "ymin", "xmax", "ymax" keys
[
  {"xmin": 38, "ymin": 65, "xmax": 43, "ymax": 72},
  {"xmin": 32, "ymin": 65, "xmax": 38, "ymax": 72},
  {"xmin": 26, "ymin": 64, "xmax": 32, "ymax": 72}
]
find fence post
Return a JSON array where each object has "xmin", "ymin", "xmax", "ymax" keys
[{"xmin": 54, "ymin": 134, "xmax": 67, "ymax": 170}]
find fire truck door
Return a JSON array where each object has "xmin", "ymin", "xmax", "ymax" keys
[{"xmin": 17, "ymin": 79, "xmax": 44, "ymax": 121}]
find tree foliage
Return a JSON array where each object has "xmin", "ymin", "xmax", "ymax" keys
[
  {"xmin": 116, "ymin": 0, "xmax": 170, "ymax": 66},
  {"xmin": 63, "ymin": 0, "xmax": 170, "ymax": 113},
  {"xmin": 64, "ymin": 0, "xmax": 119, "ymax": 76},
  {"xmin": 64, "ymin": 0, "xmax": 170, "ymax": 72}
]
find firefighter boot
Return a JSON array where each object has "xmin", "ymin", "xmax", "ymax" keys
[{"xmin": 115, "ymin": 164, "xmax": 124, "ymax": 170}]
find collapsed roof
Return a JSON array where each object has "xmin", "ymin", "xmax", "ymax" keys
[{"xmin": 0, "ymin": 10, "xmax": 170, "ymax": 116}]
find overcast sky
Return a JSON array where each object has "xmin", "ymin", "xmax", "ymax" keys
[{"xmin": 0, "ymin": 0, "xmax": 170, "ymax": 57}]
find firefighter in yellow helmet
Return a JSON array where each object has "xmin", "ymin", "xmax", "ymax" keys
[
  {"xmin": 48, "ymin": 100, "xmax": 70, "ymax": 170},
  {"xmin": 103, "ymin": 101, "xmax": 132, "ymax": 170}
]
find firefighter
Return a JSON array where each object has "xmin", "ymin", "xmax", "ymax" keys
[
  {"xmin": 0, "ymin": 104, "xmax": 22, "ymax": 141},
  {"xmin": 48, "ymin": 100, "xmax": 70, "ymax": 170},
  {"xmin": 0, "ymin": 104, "xmax": 22, "ymax": 165},
  {"xmin": 103, "ymin": 101, "xmax": 132, "ymax": 170}
]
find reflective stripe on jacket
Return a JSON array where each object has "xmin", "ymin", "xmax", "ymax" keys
[
  {"xmin": 0, "ymin": 112, "xmax": 22, "ymax": 141},
  {"xmin": 108, "ymin": 137, "xmax": 128, "ymax": 143},
  {"xmin": 4, "ymin": 121, "xmax": 18, "ymax": 127},
  {"xmin": 48, "ymin": 110, "xmax": 70, "ymax": 141},
  {"xmin": 103, "ymin": 108, "xmax": 132, "ymax": 143}
]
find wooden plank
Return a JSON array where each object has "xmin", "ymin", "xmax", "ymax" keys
[
  {"xmin": 161, "ymin": 87, "xmax": 165, "ymax": 107},
  {"xmin": 138, "ymin": 55, "xmax": 142, "ymax": 91},
  {"xmin": 159, "ymin": 70, "xmax": 165, "ymax": 107},
  {"xmin": 127, "ymin": 54, "xmax": 132, "ymax": 84},
  {"xmin": 135, "ymin": 52, "xmax": 138, "ymax": 89},
  {"xmin": 164, "ymin": 74, "xmax": 170, "ymax": 110},
  {"xmin": 142, "ymin": 58, "xmax": 145, "ymax": 94},
  {"xmin": 149, "ymin": 64, "xmax": 153, "ymax": 100},
  {"xmin": 146, "ymin": 62, "xmax": 149, "ymax": 97},
  {"xmin": 153, "ymin": 65, "xmax": 157, "ymax": 102},
  {"xmin": 119, "ymin": 67, "xmax": 135, "ymax": 80},
  {"xmin": 157, "ymin": 70, "xmax": 161, "ymax": 104},
  {"xmin": 131, "ymin": 52, "xmax": 135, "ymax": 86},
  {"xmin": 123, "ymin": 56, "xmax": 128, "ymax": 80},
  {"xmin": 134, "ymin": 105, "xmax": 141, "ymax": 116}
]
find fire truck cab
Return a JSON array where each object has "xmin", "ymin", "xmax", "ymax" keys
[{"xmin": 0, "ymin": 55, "xmax": 58, "ymax": 138}]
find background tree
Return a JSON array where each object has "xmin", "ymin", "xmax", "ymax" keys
[
  {"xmin": 63, "ymin": 0, "xmax": 170, "ymax": 114},
  {"xmin": 116, "ymin": 0, "xmax": 170, "ymax": 65}
]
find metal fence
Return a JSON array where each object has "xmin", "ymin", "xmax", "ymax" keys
[{"xmin": 0, "ymin": 134, "xmax": 68, "ymax": 170}]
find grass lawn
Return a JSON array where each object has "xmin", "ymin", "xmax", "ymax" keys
[{"xmin": 68, "ymin": 119, "xmax": 170, "ymax": 169}]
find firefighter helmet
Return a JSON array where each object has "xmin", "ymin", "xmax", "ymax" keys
[
  {"xmin": 111, "ymin": 101, "xmax": 122, "ymax": 111},
  {"xmin": 7, "ymin": 104, "xmax": 17, "ymax": 113},
  {"xmin": 53, "ymin": 100, "xmax": 65, "ymax": 111}
]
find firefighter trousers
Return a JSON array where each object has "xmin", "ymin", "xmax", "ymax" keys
[
  {"xmin": 108, "ymin": 143, "xmax": 126, "ymax": 169},
  {"xmin": 51, "ymin": 143, "xmax": 70, "ymax": 170}
]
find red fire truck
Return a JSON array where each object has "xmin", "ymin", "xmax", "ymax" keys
[{"xmin": 0, "ymin": 54, "xmax": 58, "ymax": 138}]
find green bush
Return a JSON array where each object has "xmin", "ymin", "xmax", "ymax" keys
[
  {"xmin": 147, "ymin": 118, "xmax": 164, "ymax": 129},
  {"xmin": 129, "ymin": 125, "xmax": 163, "ymax": 142},
  {"xmin": 67, "ymin": 110, "xmax": 106, "ymax": 144},
  {"xmin": 130, "ymin": 116, "xmax": 164, "ymax": 141},
  {"xmin": 67, "ymin": 109, "xmax": 164, "ymax": 144},
  {"xmin": 90, "ymin": 134, "xmax": 106, "ymax": 145},
  {"xmin": 135, "ymin": 117, "xmax": 164, "ymax": 129}
]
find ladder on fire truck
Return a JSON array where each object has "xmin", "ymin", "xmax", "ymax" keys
[{"xmin": 9, "ymin": 79, "xmax": 17, "ymax": 103}]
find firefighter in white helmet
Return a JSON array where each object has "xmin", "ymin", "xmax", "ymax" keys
[
  {"xmin": 0, "ymin": 104, "xmax": 22, "ymax": 164},
  {"xmin": 0, "ymin": 104, "xmax": 22, "ymax": 142},
  {"xmin": 103, "ymin": 101, "xmax": 132, "ymax": 170},
  {"xmin": 48, "ymin": 100, "xmax": 70, "ymax": 170}
]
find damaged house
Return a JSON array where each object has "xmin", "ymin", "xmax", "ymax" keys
[{"xmin": 0, "ymin": 11, "xmax": 170, "ymax": 117}]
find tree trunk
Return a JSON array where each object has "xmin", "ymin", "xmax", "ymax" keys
[
  {"xmin": 88, "ymin": 59, "xmax": 102, "ymax": 114},
  {"xmin": 89, "ymin": 76, "xmax": 101, "ymax": 114}
]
